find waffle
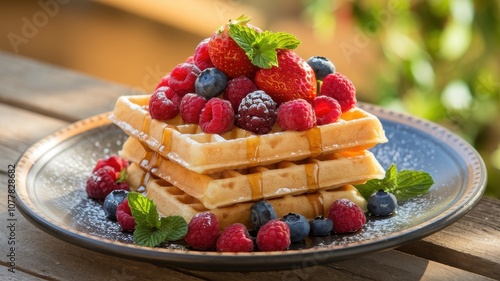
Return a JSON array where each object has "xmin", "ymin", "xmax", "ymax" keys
[
  {"xmin": 127, "ymin": 163, "xmax": 367, "ymax": 229},
  {"xmin": 120, "ymin": 136, "xmax": 384, "ymax": 209},
  {"xmin": 110, "ymin": 95, "xmax": 387, "ymax": 174}
]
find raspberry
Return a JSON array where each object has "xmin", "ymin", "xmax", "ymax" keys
[
  {"xmin": 327, "ymin": 199, "xmax": 366, "ymax": 234},
  {"xmin": 168, "ymin": 63, "xmax": 201, "ymax": 96},
  {"xmin": 276, "ymin": 99, "xmax": 316, "ymax": 131},
  {"xmin": 223, "ymin": 76, "xmax": 258, "ymax": 111},
  {"xmin": 312, "ymin": 96, "xmax": 342, "ymax": 125},
  {"xmin": 320, "ymin": 72, "xmax": 357, "ymax": 112},
  {"xmin": 149, "ymin": 86, "xmax": 182, "ymax": 120},
  {"xmin": 236, "ymin": 90, "xmax": 277, "ymax": 134},
  {"xmin": 199, "ymin": 98, "xmax": 234, "ymax": 134},
  {"xmin": 216, "ymin": 223, "xmax": 254, "ymax": 252},
  {"xmin": 193, "ymin": 38, "xmax": 214, "ymax": 71},
  {"xmin": 184, "ymin": 212, "xmax": 220, "ymax": 250},
  {"xmin": 93, "ymin": 155, "xmax": 128, "ymax": 175},
  {"xmin": 256, "ymin": 219, "xmax": 291, "ymax": 251},
  {"xmin": 116, "ymin": 198, "xmax": 136, "ymax": 232},
  {"xmin": 185, "ymin": 55, "xmax": 195, "ymax": 64},
  {"xmin": 155, "ymin": 74, "xmax": 170, "ymax": 90},
  {"xmin": 179, "ymin": 93, "xmax": 207, "ymax": 123},
  {"xmin": 86, "ymin": 166, "xmax": 129, "ymax": 200}
]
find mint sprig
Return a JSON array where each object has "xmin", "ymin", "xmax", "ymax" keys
[
  {"xmin": 355, "ymin": 164, "xmax": 434, "ymax": 201},
  {"xmin": 127, "ymin": 192, "xmax": 188, "ymax": 247},
  {"xmin": 229, "ymin": 23, "xmax": 301, "ymax": 68}
]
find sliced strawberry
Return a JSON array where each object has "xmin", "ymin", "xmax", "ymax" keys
[{"xmin": 254, "ymin": 50, "xmax": 317, "ymax": 104}]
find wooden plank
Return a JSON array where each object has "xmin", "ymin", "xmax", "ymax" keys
[
  {"xmin": 397, "ymin": 196, "xmax": 500, "ymax": 280},
  {"xmin": 0, "ymin": 51, "xmax": 142, "ymax": 122}
]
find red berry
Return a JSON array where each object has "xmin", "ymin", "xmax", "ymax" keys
[
  {"xmin": 320, "ymin": 72, "xmax": 356, "ymax": 112},
  {"xmin": 184, "ymin": 212, "xmax": 220, "ymax": 250},
  {"xmin": 93, "ymin": 155, "xmax": 128, "ymax": 175},
  {"xmin": 327, "ymin": 199, "xmax": 366, "ymax": 234},
  {"xmin": 236, "ymin": 90, "xmax": 277, "ymax": 134},
  {"xmin": 312, "ymin": 96, "xmax": 342, "ymax": 125},
  {"xmin": 117, "ymin": 198, "xmax": 136, "ymax": 232},
  {"xmin": 223, "ymin": 76, "xmax": 258, "ymax": 111},
  {"xmin": 185, "ymin": 55, "xmax": 195, "ymax": 64},
  {"xmin": 216, "ymin": 223, "xmax": 254, "ymax": 252},
  {"xmin": 179, "ymin": 93, "xmax": 207, "ymax": 123},
  {"xmin": 199, "ymin": 98, "xmax": 234, "ymax": 134},
  {"xmin": 256, "ymin": 219, "xmax": 290, "ymax": 251},
  {"xmin": 276, "ymin": 99, "xmax": 316, "ymax": 131},
  {"xmin": 86, "ymin": 166, "xmax": 129, "ymax": 200},
  {"xmin": 155, "ymin": 74, "xmax": 170, "ymax": 90},
  {"xmin": 168, "ymin": 63, "xmax": 201, "ymax": 96},
  {"xmin": 193, "ymin": 38, "xmax": 214, "ymax": 71},
  {"xmin": 149, "ymin": 86, "xmax": 182, "ymax": 120}
]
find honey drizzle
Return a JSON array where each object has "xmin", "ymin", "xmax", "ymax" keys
[
  {"xmin": 305, "ymin": 127, "xmax": 322, "ymax": 157},
  {"xmin": 305, "ymin": 192, "xmax": 324, "ymax": 217},
  {"xmin": 246, "ymin": 137, "xmax": 260, "ymax": 164},
  {"xmin": 304, "ymin": 162, "xmax": 319, "ymax": 191},
  {"xmin": 247, "ymin": 172, "xmax": 263, "ymax": 200},
  {"xmin": 142, "ymin": 115, "xmax": 151, "ymax": 136},
  {"xmin": 161, "ymin": 125, "xmax": 174, "ymax": 152}
]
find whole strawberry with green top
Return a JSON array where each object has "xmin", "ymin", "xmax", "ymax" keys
[{"xmin": 218, "ymin": 16, "xmax": 316, "ymax": 104}]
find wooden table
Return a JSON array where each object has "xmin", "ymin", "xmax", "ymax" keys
[{"xmin": 1, "ymin": 51, "xmax": 499, "ymax": 280}]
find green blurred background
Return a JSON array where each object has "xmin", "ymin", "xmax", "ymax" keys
[{"xmin": 1, "ymin": 0, "xmax": 498, "ymax": 198}]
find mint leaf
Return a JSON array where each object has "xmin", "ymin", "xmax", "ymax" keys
[
  {"xmin": 229, "ymin": 24, "xmax": 300, "ymax": 68},
  {"xmin": 128, "ymin": 192, "xmax": 158, "ymax": 228},
  {"xmin": 355, "ymin": 164, "xmax": 434, "ymax": 201},
  {"xmin": 159, "ymin": 216, "xmax": 188, "ymax": 241},
  {"xmin": 133, "ymin": 224, "xmax": 167, "ymax": 248}
]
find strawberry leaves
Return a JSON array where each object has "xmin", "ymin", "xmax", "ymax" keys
[{"xmin": 229, "ymin": 24, "xmax": 301, "ymax": 69}]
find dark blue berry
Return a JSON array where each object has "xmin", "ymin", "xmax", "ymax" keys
[
  {"xmin": 282, "ymin": 213, "xmax": 310, "ymax": 243},
  {"xmin": 250, "ymin": 201, "xmax": 277, "ymax": 232},
  {"xmin": 103, "ymin": 190, "xmax": 129, "ymax": 220},
  {"xmin": 195, "ymin": 67, "xmax": 227, "ymax": 99},
  {"xmin": 367, "ymin": 190, "xmax": 398, "ymax": 217},
  {"xmin": 309, "ymin": 216, "xmax": 333, "ymax": 236},
  {"xmin": 306, "ymin": 56, "xmax": 335, "ymax": 80}
]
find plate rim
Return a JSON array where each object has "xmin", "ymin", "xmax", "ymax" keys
[{"xmin": 14, "ymin": 103, "xmax": 488, "ymax": 271}]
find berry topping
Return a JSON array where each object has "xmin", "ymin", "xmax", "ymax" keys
[
  {"xmin": 199, "ymin": 98, "xmax": 234, "ymax": 134},
  {"xmin": 367, "ymin": 190, "xmax": 398, "ymax": 217},
  {"xmin": 327, "ymin": 199, "xmax": 366, "ymax": 234},
  {"xmin": 116, "ymin": 198, "xmax": 136, "ymax": 232},
  {"xmin": 179, "ymin": 93, "xmax": 207, "ymax": 124},
  {"xmin": 312, "ymin": 96, "xmax": 342, "ymax": 125},
  {"xmin": 86, "ymin": 166, "xmax": 129, "ymax": 200},
  {"xmin": 92, "ymin": 155, "xmax": 128, "ymax": 175},
  {"xmin": 149, "ymin": 86, "xmax": 182, "ymax": 120},
  {"xmin": 168, "ymin": 63, "xmax": 201, "ymax": 96},
  {"xmin": 236, "ymin": 90, "xmax": 277, "ymax": 134},
  {"xmin": 250, "ymin": 201, "xmax": 278, "ymax": 232},
  {"xmin": 256, "ymin": 219, "xmax": 291, "ymax": 251},
  {"xmin": 195, "ymin": 67, "xmax": 228, "ymax": 99},
  {"xmin": 254, "ymin": 49, "xmax": 317, "ymax": 104},
  {"xmin": 276, "ymin": 99, "xmax": 316, "ymax": 131},
  {"xmin": 281, "ymin": 213, "xmax": 310, "ymax": 243},
  {"xmin": 155, "ymin": 74, "xmax": 170, "ymax": 89},
  {"xmin": 193, "ymin": 38, "xmax": 214, "ymax": 71},
  {"xmin": 184, "ymin": 212, "xmax": 220, "ymax": 250},
  {"xmin": 216, "ymin": 223, "xmax": 254, "ymax": 252},
  {"xmin": 320, "ymin": 72, "xmax": 357, "ymax": 112},
  {"xmin": 306, "ymin": 56, "xmax": 336, "ymax": 81},
  {"xmin": 103, "ymin": 189, "xmax": 129, "ymax": 220},
  {"xmin": 309, "ymin": 217, "xmax": 334, "ymax": 236},
  {"xmin": 223, "ymin": 76, "xmax": 258, "ymax": 111}
]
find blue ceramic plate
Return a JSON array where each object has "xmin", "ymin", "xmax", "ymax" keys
[{"xmin": 15, "ymin": 103, "xmax": 487, "ymax": 271}]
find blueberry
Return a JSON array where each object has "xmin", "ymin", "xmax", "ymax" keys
[
  {"xmin": 195, "ymin": 67, "xmax": 227, "ymax": 99},
  {"xmin": 309, "ymin": 216, "xmax": 333, "ymax": 236},
  {"xmin": 282, "ymin": 213, "xmax": 310, "ymax": 243},
  {"xmin": 306, "ymin": 56, "xmax": 335, "ymax": 80},
  {"xmin": 103, "ymin": 190, "xmax": 129, "ymax": 220},
  {"xmin": 250, "ymin": 201, "xmax": 277, "ymax": 231},
  {"xmin": 367, "ymin": 190, "xmax": 398, "ymax": 217}
]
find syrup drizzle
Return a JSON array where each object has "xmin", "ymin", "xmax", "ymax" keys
[
  {"xmin": 304, "ymin": 162, "xmax": 319, "ymax": 191},
  {"xmin": 142, "ymin": 115, "xmax": 151, "ymax": 136},
  {"xmin": 305, "ymin": 127, "xmax": 322, "ymax": 157},
  {"xmin": 247, "ymin": 172, "xmax": 263, "ymax": 200},
  {"xmin": 246, "ymin": 137, "xmax": 260, "ymax": 165},
  {"xmin": 305, "ymin": 192, "xmax": 324, "ymax": 217}
]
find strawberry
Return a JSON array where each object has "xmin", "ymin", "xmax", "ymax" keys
[
  {"xmin": 254, "ymin": 50, "xmax": 317, "ymax": 104},
  {"xmin": 208, "ymin": 15, "xmax": 260, "ymax": 79}
]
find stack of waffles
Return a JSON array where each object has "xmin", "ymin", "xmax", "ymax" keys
[{"xmin": 111, "ymin": 95, "xmax": 388, "ymax": 228}]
